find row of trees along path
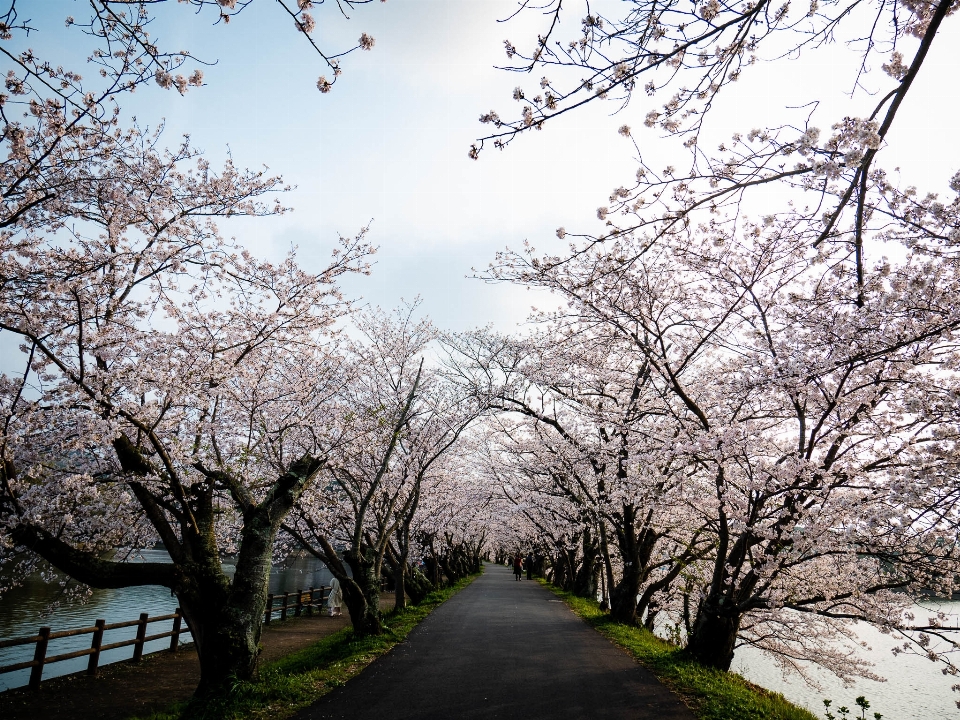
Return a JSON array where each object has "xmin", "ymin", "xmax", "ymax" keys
[{"xmin": 294, "ymin": 564, "xmax": 694, "ymax": 720}]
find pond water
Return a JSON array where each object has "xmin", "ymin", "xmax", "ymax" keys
[
  {"xmin": 637, "ymin": 590, "xmax": 960, "ymax": 720},
  {"xmin": 0, "ymin": 550, "xmax": 334, "ymax": 691},
  {"xmin": 732, "ymin": 602, "xmax": 960, "ymax": 720}
]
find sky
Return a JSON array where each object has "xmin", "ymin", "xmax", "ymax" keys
[
  {"xmin": 11, "ymin": 0, "xmax": 960, "ymax": 335},
  {"xmin": 104, "ymin": 0, "xmax": 640, "ymax": 332}
]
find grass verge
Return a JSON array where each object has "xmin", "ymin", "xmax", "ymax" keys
[
  {"xmin": 133, "ymin": 573, "xmax": 480, "ymax": 720},
  {"xmin": 539, "ymin": 581, "xmax": 818, "ymax": 720}
]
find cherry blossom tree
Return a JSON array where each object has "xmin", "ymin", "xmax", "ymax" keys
[
  {"xmin": 474, "ymin": 0, "xmax": 956, "ymax": 163},
  {"xmin": 476, "ymin": 0, "xmax": 960, "ymax": 305},
  {"xmin": 445, "ymin": 328, "xmax": 714, "ymax": 624},
  {"xmin": 483, "ymin": 217, "xmax": 960, "ymax": 681},
  {"xmin": 0, "ymin": 117, "xmax": 373, "ymax": 698},
  {"xmin": 408, "ymin": 445, "xmax": 496, "ymax": 585},
  {"xmin": 282, "ymin": 308, "xmax": 427, "ymax": 636},
  {"xmin": 0, "ymin": 0, "xmax": 387, "ymax": 698},
  {"xmin": 1, "ymin": 0, "xmax": 380, "ymax": 237},
  {"xmin": 282, "ymin": 304, "xmax": 483, "ymax": 634},
  {"xmin": 470, "ymin": 0, "xmax": 960, "ymax": 689},
  {"xmin": 382, "ymin": 376, "xmax": 481, "ymax": 608},
  {"xmin": 476, "ymin": 420, "xmax": 601, "ymax": 594}
]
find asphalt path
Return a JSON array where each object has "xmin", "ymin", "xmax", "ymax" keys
[{"xmin": 294, "ymin": 564, "xmax": 695, "ymax": 720}]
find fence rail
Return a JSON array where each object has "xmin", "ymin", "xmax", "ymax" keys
[
  {"xmin": 0, "ymin": 610, "xmax": 189, "ymax": 689},
  {"xmin": 1, "ymin": 584, "xmax": 333, "ymax": 690},
  {"xmin": 264, "ymin": 586, "xmax": 330, "ymax": 624}
]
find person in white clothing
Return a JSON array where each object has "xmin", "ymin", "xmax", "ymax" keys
[{"xmin": 327, "ymin": 576, "xmax": 343, "ymax": 617}]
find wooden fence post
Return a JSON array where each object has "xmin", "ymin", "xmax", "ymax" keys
[
  {"xmin": 170, "ymin": 609, "xmax": 183, "ymax": 652},
  {"xmin": 280, "ymin": 592, "xmax": 289, "ymax": 622},
  {"xmin": 265, "ymin": 594, "xmax": 274, "ymax": 624},
  {"xmin": 87, "ymin": 619, "xmax": 106, "ymax": 676},
  {"xmin": 307, "ymin": 587, "xmax": 315, "ymax": 616},
  {"xmin": 295, "ymin": 588, "xmax": 303, "ymax": 617},
  {"xmin": 132, "ymin": 613, "xmax": 149, "ymax": 662},
  {"xmin": 29, "ymin": 627, "xmax": 51, "ymax": 689}
]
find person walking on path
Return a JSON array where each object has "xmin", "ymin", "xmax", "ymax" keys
[
  {"xmin": 513, "ymin": 553, "xmax": 523, "ymax": 581},
  {"xmin": 526, "ymin": 552, "xmax": 534, "ymax": 580},
  {"xmin": 327, "ymin": 576, "xmax": 343, "ymax": 616}
]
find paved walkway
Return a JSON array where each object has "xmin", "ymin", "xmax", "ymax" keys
[{"xmin": 295, "ymin": 564, "xmax": 694, "ymax": 720}]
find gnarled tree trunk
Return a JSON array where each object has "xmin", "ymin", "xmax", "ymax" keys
[
  {"xmin": 609, "ymin": 504, "xmax": 660, "ymax": 626},
  {"xmin": 12, "ymin": 442, "xmax": 323, "ymax": 704},
  {"xmin": 685, "ymin": 600, "xmax": 742, "ymax": 670},
  {"xmin": 342, "ymin": 546, "xmax": 383, "ymax": 636},
  {"xmin": 405, "ymin": 564, "xmax": 435, "ymax": 604},
  {"xmin": 572, "ymin": 527, "xmax": 599, "ymax": 598}
]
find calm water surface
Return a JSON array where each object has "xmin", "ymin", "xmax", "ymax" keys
[
  {"xmin": 732, "ymin": 601, "xmax": 960, "ymax": 720},
  {"xmin": 0, "ymin": 550, "xmax": 334, "ymax": 691}
]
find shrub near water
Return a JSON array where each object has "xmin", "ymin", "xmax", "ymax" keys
[
  {"xmin": 134, "ymin": 575, "xmax": 479, "ymax": 720},
  {"xmin": 543, "ymin": 582, "xmax": 818, "ymax": 720}
]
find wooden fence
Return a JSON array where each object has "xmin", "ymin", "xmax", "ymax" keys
[
  {"xmin": 264, "ymin": 586, "xmax": 329, "ymax": 624},
  {"xmin": 0, "ymin": 585, "xmax": 332, "ymax": 690},
  {"xmin": 0, "ymin": 610, "xmax": 189, "ymax": 689}
]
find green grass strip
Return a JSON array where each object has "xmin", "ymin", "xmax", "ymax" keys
[
  {"xmin": 133, "ymin": 573, "xmax": 480, "ymax": 720},
  {"xmin": 539, "ymin": 581, "xmax": 818, "ymax": 720}
]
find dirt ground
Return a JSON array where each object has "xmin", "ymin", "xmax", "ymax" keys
[{"xmin": 0, "ymin": 599, "xmax": 395, "ymax": 720}]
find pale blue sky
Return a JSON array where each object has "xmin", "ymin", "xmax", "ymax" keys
[{"xmin": 63, "ymin": 0, "xmax": 637, "ymax": 331}]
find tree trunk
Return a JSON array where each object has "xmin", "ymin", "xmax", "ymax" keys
[
  {"xmin": 394, "ymin": 563, "xmax": 407, "ymax": 610},
  {"xmin": 609, "ymin": 505, "xmax": 643, "ymax": 625},
  {"xmin": 21, "ymin": 528, "xmax": 275, "ymax": 704},
  {"xmin": 386, "ymin": 539, "xmax": 406, "ymax": 611},
  {"xmin": 609, "ymin": 504, "xmax": 661, "ymax": 626},
  {"xmin": 686, "ymin": 601, "xmax": 741, "ymax": 670},
  {"xmin": 17, "ymin": 517, "xmax": 270, "ymax": 705},
  {"xmin": 406, "ymin": 565, "xmax": 434, "ymax": 604},
  {"xmin": 423, "ymin": 550, "xmax": 441, "ymax": 588},
  {"xmin": 186, "ymin": 480, "xmax": 306, "ymax": 700},
  {"xmin": 343, "ymin": 547, "xmax": 383, "ymax": 636},
  {"xmin": 470, "ymin": 549, "xmax": 483, "ymax": 574},
  {"xmin": 390, "ymin": 520, "xmax": 413, "ymax": 610},
  {"xmin": 380, "ymin": 561, "xmax": 396, "ymax": 592},
  {"xmin": 682, "ymin": 583, "xmax": 694, "ymax": 638},
  {"xmin": 572, "ymin": 527, "xmax": 599, "ymax": 598},
  {"xmin": 642, "ymin": 600, "xmax": 660, "ymax": 632},
  {"xmin": 598, "ymin": 522, "xmax": 616, "ymax": 611},
  {"xmin": 552, "ymin": 550, "xmax": 567, "ymax": 588},
  {"xmin": 12, "ymin": 453, "xmax": 318, "ymax": 704},
  {"xmin": 438, "ymin": 554, "xmax": 457, "ymax": 584},
  {"xmin": 609, "ymin": 559, "xmax": 643, "ymax": 625},
  {"xmin": 178, "ymin": 572, "xmax": 259, "ymax": 700}
]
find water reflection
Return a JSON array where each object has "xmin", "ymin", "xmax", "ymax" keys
[{"xmin": 0, "ymin": 550, "xmax": 334, "ymax": 691}]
